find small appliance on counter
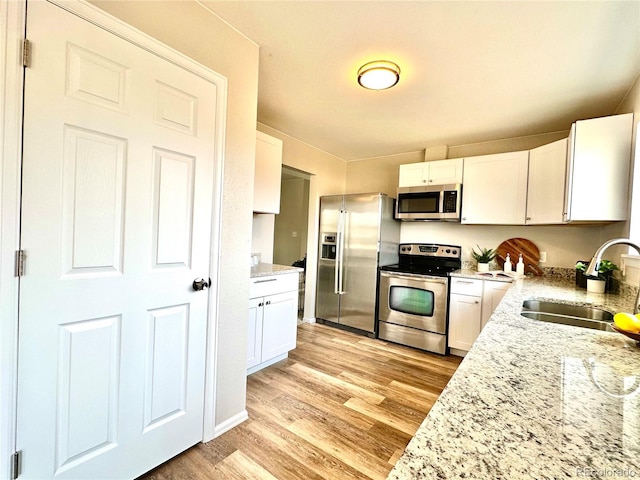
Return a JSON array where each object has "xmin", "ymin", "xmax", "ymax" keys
[{"xmin": 378, "ymin": 243, "xmax": 462, "ymax": 354}]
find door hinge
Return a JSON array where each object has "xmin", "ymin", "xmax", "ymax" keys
[
  {"xmin": 22, "ymin": 39, "xmax": 31, "ymax": 68},
  {"xmin": 11, "ymin": 451, "xmax": 21, "ymax": 479},
  {"xmin": 15, "ymin": 250, "xmax": 25, "ymax": 277}
]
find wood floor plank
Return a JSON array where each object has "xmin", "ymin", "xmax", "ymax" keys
[
  {"xmin": 343, "ymin": 397, "xmax": 421, "ymax": 436},
  {"xmin": 253, "ymin": 365, "xmax": 378, "ymax": 431},
  {"xmin": 212, "ymin": 449, "xmax": 280, "ymax": 480},
  {"xmin": 337, "ymin": 371, "xmax": 439, "ymax": 412},
  {"xmin": 287, "ymin": 362, "xmax": 386, "ymax": 405},
  {"xmin": 137, "ymin": 323, "xmax": 460, "ymax": 480},
  {"xmin": 219, "ymin": 422, "xmax": 326, "ymax": 480},
  {"xmin": 287, "ymin": 418, "xmax": 392, "ymax": 480},
  {"xmin": 244, "ymin": 420, "xmax": 370, "ymax": 480}
]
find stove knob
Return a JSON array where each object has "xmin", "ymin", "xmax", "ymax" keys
[
  {"xmin": 452, "ymin": 250, "xmax": 458, "ymax": 255},
  {"xmin": 446, "ymin": 249, "xmax": 451, "ymax": 253}
]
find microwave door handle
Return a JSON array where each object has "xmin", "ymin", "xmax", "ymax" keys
[{"xmin": 439, "ymin": 189, "xmax": 445, "ymax": 220}]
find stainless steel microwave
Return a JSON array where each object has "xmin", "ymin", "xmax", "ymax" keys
[{"xmin": 395, "ymin": 183, "xmax": 462, "ymax": 221}]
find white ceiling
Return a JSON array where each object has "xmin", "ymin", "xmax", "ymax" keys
[{"xmin": 201, "ymin": 1, "xmax": 640, "ymax": 161}]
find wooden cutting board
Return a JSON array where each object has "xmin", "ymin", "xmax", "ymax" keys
[{"xmin": 495, "ymin": 238, "xmax": 544, "ymax": 276}]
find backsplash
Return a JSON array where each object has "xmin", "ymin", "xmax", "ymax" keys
[{"xmin": 460, "ymin": 262, "xmax": 639, "ymax": 308}]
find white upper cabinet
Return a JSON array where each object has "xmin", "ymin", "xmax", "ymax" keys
[
  {"xmin": 253, "ymin": 131, "xmax": 283, "ymax": 214},
  {"xmin": 526, "ymin": 138, "xmax": 568, "ymax": 225},
  {"xmin": 428, "ymin": 158, "xmax": 464, "ymax": 184},
  {"xmin": 461, "ymin": 151, "xmax": 529, "ymax": 225},
  {"xmin": 398, "ymin": 162, "xmax": 428, "ymax": 187},
  {"xmin": 398, "ymin": 158, "xmax": 463, "ymax": 187},
  {"xmin": 564, "ymin": 113, "xmax": 633, "ymax": 223}
]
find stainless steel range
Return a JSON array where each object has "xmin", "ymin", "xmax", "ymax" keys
[{"xmin": 377, "ymin": 243, "xmax": 461, "ymax": 354}]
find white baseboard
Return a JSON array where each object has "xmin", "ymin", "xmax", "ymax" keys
[
  {"xmin": 449, "ymin": 347, "xmax": 467, "ymax": 358},
  {"xmin": 247, "ymin": 352, "xmax": 287, "ymax": 375},
  {"xmin": 211, "ymin": 409, "xmax": 249, "ymax": 439}
]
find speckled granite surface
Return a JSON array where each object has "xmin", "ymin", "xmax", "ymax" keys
[
  {"xmin": 250, "ymin": 263, "xmax": 302, "ymax": 278},
  {"xmin": 451, "ymin": 268, "xmax": 516, "ymax": 283},
  {"xmin": 389, "ymin": 276, "xmax": 640, "ymax": 479}
]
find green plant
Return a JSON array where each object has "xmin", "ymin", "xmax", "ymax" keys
[
  {"xmin": 575, "ymin": 260, "xmax": 619, "ymax": 280},
  {"xmin": 472, "ymin": 245, "xmax": 497, "ymax": 264}
]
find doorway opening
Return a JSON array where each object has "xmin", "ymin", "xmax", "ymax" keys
[{"xmin": 274, "ymin": 166, "xmax": 310, "ymax": 320}]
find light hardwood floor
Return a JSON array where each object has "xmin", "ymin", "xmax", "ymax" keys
[{"xmin": 139, "ymin": 323, "xmax": 462, "ymax": 480}]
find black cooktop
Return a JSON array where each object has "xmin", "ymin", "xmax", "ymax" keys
[{"xmin": 381, "ymin": 243, "xmax": 462, "ymax": 277}]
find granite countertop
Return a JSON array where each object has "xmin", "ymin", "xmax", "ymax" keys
[
  {"xmin": 450, "ymin": 268, "xmax": 517, "ymax": 283},
  {"xmin": 389, "ymin": 275, "xmax": 640, "ymax": 479},
  {"xmin": 250, "ymin": 263, "xmax": 303, "ymax": 278}
]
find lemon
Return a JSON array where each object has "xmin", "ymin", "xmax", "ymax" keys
[{"xmin": 614, "ymin": 312, "xmax": 640, "ymax": 333}]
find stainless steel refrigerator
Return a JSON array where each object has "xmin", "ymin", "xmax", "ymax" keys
[{"xmin": 316, "ymin": 193, "xmax": 400, "ymax": 335}]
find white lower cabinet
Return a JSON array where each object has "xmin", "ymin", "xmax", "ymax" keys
[
  {"xmin": 448, "ymin": 278, "xmax": 510, "ymax": 355},
  {"xmin": 248, "ymin": 273, "xmax": 299, "ymax": 374},
  {"xmin": 449, "ymin": 292, "xmax": 482, "ymax": 351},
  {"xmin": 481, "ymin": 280, "xmax": 510, "ymax": 330}
]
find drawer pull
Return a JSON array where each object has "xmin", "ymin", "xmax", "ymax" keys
[
  {"xmin": 454, "ymin": 280, "xmax": 476, "ymax": 284},
  {"xmin": 254, "ymin": 278, "xmax": 278, "ymax": 284}
]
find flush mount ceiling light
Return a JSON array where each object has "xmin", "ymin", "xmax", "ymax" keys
[{"xmin": 357, "ymin": 60, "xmax": 400, "ymax": 90}]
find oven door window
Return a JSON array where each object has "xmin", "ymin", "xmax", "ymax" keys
[{"xmin": 389, "ymin": 286, "xmax": 434, "ymax": 317}]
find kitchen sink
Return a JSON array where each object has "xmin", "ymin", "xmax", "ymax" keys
[{"xmin": 521, "ymin": 300, "xmax": 615, "ymax": 331}]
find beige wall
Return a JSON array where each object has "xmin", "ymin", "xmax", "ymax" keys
[
  {"xmin": 447, "ymin": 131, "xmax": 569, "ymax": 158},
  {"xmin": 90, "ymin": 1, "xmax": 259, "ymax": 429},
  {"xmin": 256, "ymin": 123, "xmax": 346, "ymax": 321},
  {"xmin": 274, "ymin": 178, "xmax": 310, "ymax": 266},
  {"xmin": 345, "ymin": 151, "xmax": 423, "ymax": 197},
  {"xmin": 251, "ymin": 214, "xmax": 276, "ymax": 263},
  {"xmin": 617, "ymin": 73, "xmax": 640, "ymax": 246},
  {"xmin": 595, "ymin": 73, "xmax": 640, "ymax": 268}
]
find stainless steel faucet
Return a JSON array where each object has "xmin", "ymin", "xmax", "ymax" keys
[{"xmin": 586, "ymin": 238, "xmax": 640, "ymax": 313}]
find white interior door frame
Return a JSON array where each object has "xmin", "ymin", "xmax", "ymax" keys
[
  {"xmin": 1, "ymin": 1, "xmax": 26, "ymax": 479},
  {"xmin": 0, "ymin": 2, "xmax": 226, "ymax": 477}
]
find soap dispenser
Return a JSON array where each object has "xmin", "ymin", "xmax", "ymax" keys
[
  {"xmin": 516, "ymin": 253, "xmax": 525, "ymax": 275},
  {"xmin": 503, "ymin": 253, "xmax": 512, "ymax": 272}
]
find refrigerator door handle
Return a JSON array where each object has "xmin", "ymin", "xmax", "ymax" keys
[
  {"xmin": 335, "ymin": 209, "xmax": 344, "ymax": 294},
  {"xmin": 338, "ymin": 209, "xmax": 346, "ymax": 294}
]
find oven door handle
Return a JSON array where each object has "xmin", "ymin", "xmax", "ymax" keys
[{"xmin": 380, "ymin": 270, "xmax": 448, "ymax": 284}]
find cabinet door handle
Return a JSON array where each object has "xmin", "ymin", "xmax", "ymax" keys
[
  {"xmin": 266, "ymin": 300, "xmax": 271, "ymax": 305},
  {"xmin": 258, "ymin": 302, "xmax": 264, "ymax": 307},
  {"xmin": 255, "ymin": 278, "xmax": 277, "ymax": 284},
  {"xmin": 454, "ymin": 280, "xmax": 476, "ymax": 285}
]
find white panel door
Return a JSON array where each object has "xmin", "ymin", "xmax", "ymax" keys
[{"xmin": 17, "ymin": 2, "xmax": 219, "ymax": 478}]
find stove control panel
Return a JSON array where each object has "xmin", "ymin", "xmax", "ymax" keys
[{"xmin": 399, "ymin": 243, "xmax": 461, "ymax": 259}]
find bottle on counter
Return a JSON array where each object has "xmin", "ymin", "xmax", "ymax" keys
[
  {"xmin": 516, "ymin": 253, "xmax": 525, "ymax": 275},
  {"xmin": 503, "ymin": 253, "xmax": 512, "ymax": 272}
]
